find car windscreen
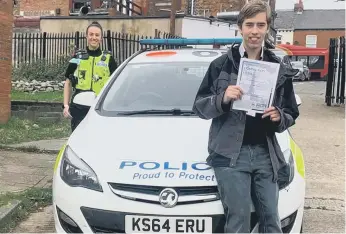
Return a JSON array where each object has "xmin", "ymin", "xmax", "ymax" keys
[
  {"xmin": 291, "ymin": 61, "xmax": 303, "ymax": 69},
  {"xmin": 100, "ymin": 62, "xmax": 210, "ymax": 114}
]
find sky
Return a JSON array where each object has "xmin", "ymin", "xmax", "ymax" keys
[{"xmin": 275, "ymin": 0, "xmax": 346, "ymax": 10}]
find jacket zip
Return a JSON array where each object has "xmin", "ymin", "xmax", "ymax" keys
[{"xmin": 91, "ymin": 57, "xmax": 95, "ymax": 91}]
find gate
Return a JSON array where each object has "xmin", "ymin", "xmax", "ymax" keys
[{"xmin": 325, "ymin": 36, "xmax": 345, "ymax": 106}]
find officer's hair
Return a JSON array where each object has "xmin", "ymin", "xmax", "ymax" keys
[
  {"xmin": 86, "ymin": 21, "xmax": 103, "ymax": 35},
  {"xmin": 237, "ymin": 0, "xmax": 271, "ymax": 29}
]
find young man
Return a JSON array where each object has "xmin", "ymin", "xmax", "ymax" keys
[
  {"xmin": 192, "ymin": 0, "xmax": 299, "ymax": 233},
  {"xmin": 63, "ymin": 21, "xmax": 117, "ymax": 132}
]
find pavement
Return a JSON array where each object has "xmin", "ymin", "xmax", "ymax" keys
[
  {"xmin": 0, "ymin": 150, "xmax": 56, "ymax": 194},
  {"xmin": 0, "ymin": 80, "xmax": 345, "ymax": 233},
  {"xmin": 5, "ymin": 138, "xmax": 67, "ymax": 154}
]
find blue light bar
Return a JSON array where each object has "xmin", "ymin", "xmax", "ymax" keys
[{"xmin": 139, "ymin": 38, "xmax": 243, "ymax": 46}]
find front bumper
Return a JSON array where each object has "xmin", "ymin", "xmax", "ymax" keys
[
  {"xmin": 55, "ymin": 205, "xmax": 304, "ymax": 233},
  {"xmin": 294, "ymin": 71, "xmax": 304, "ymax": 80},
  {"xmin": 53, "ymin": 171, "xmax": 305, "ymax": 233}
]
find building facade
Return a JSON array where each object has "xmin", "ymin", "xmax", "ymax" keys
[
  {"xmin": 138, "ymin": 0, "xmax": 276, "ymax": 18},
  {"xmin": 0, "ymin": 0, "xmax": 13, "ymax": 123},
  {"xmin": 274, "ymin": 1, "xmax": 345, "ymax": 49},
  {"xmin": 138, "ymin": 0, "xmax": 278, "ymax": 47},
  {"xmin": 294, "ymin": 30, "xmax": 345, "ymax": 49},
  {"xmin": 15, "ymin": 0, "xmax": 137, "ymax": 17},
  {"xmin": 274, "ymin": 10, "xmax": 295, "ymax": 45},
  {"xmin": 292, "ymin": 9, "xmax": 345, "ymax": 48},
  {"xmin": 15, "ymin": 0, "xmax": 70, "ymax": 16}
]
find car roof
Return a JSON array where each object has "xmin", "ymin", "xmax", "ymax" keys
[
  {"xmin": 128, "ymin": 48, "xmax": 228, "ymax": 64},
  {"xmin": 128, "ymin": 47, "xmax": 284, "ymax": 64}
]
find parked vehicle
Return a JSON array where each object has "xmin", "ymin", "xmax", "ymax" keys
[
  {"xmin": 291, "ymin": 61, "xmax": 311, "ymax": 81},
  {"xmin": 276, "ymin": 44, "xmax": 329, "ymax": 80},
  {"xmin": 52, "ymin": 38, "xmax": 305, "ymax": 234}
]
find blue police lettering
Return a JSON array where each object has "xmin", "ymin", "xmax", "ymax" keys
[
  {"xmin": 139, "ymin": 162, "xmax": 160, "ymax": 170},
  {"xmin": 163, "ymin": 162, "xmax": 188, "ymax": 170},
  {"xmin": 191, "ymin": 162, "xmax": 211, "ymax": 171},
  {"xmin": 119, "ymin": 161, "xmax": 211, "ymax": 171},
  {"xmin": 178, "ymin": 172, "xmax": 215, "ymax": 181},
  {"xmin": 119, "ymin": 161, "xmax": 136, "ymax": 169},
  {"xmin": 133, "ymin": 172, "xmax": 161, "ymax": 180}
]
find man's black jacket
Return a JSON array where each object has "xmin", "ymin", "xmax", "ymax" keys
[{"xmin": 192, "ymin": 44, "xmax": 300, "ymax": 182}]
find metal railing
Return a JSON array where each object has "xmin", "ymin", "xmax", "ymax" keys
[
  {"xmin": 12, "ymin": 30, "xmax": 183, "ymax": 68},
  {"xmin": 325, "ymin": 36, "xmax": 345, "ymax": 106}
]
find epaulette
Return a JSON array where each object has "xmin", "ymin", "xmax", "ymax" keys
[
  {"xmin": 75, "ymin": 49, "xmax": 89, "ymax": 60},
  {"xmin": 101, "ymin": 50, "xmax": 112, "ymax": 61},
  {"xmin": 102, "ymin": 50, "xmax": 112, "ymax": 55}
]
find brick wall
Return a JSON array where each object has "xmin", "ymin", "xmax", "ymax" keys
[
  {"xmin": 142, "ymin": 0, "xmax": 274, "ymax": 18},
  {"xmin": 182, "ymin": 0, "xmax": 244, "ymax": 17},
  {"xmin": 11, "ymin": 101, "xmax": 64, "ymax": 123},
  {"xmin": 19, "ymin": 0, "xmax": 70, "ymax": 16},
  {"xmin": 0, "ymin": 0, "xmax": 13, "ymax": 124},
  {"xmin": 133, "ymin": 0, "xmax": 148, "ymax": 15},
  {"xmin": 294, "ymin": 30, "xmax": 346, "ymax": 49}
]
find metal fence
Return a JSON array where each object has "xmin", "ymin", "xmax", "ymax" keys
[
  {"xmin": 325, "ymin": 36, "xmax": 345, "ymax": 106},
  {"xmin": 12, "ymin": 29, "xmax": 182, "ymax": 68}
]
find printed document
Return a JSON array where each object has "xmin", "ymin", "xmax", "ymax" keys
[{"xmin": 232, "ymin": 58, "xmax": 280, "ymax": 114}]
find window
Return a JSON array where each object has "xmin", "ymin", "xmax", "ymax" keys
[
  {"xmin": 295, "ymin": 55, "xmax": 325, "ymax": 69},
  {"xmin": 297, "ymin": 56, "xmax": 308, "ymax": 65},
  {"xmin": 306, "ymin": 35, "xmax": 317, "ymax": 48},
  {"xmin": 276, "ymin": 35, "xmax": 282, "ymax": 44}
]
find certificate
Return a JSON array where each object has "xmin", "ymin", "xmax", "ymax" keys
[{"xmin": 232, "ymin": 58, "xmax": 280, "ymax": 115}]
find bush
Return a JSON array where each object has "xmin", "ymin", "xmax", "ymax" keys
[{"xmin": 12, "ymin": 55, "xmax": 71, "ymax": 82}]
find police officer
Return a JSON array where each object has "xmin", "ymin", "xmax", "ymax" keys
[{"xmin": 63, "ymin": 21, "xmax": 117, "ymax": 131}]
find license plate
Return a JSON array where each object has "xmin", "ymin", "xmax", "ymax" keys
[{"xmin": 125, "ymin": 215, "xmax": 212, "ymax": 233}]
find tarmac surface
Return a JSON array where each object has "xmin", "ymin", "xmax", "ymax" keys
[{"xmin": 3, "ymin": 80, "xmax": 345, "ymax": 233}]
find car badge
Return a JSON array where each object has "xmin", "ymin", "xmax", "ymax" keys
[{"xmin": 159, "ymin": 188, "xmax": 178, "ymax": 208}]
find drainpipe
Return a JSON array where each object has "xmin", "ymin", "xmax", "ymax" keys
[{"xmin": 191, "ymin": 0, "xmax": 194, "ymax": 15}]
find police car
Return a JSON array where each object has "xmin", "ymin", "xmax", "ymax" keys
[{"xmin": 53, "ymin": 38, "xmax": 306, "ymax": 233}]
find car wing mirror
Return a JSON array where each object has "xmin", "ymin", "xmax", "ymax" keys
[
  {"xmin": 72, "ymin": 91, "xmax": 96, "ymax": 107},
  {"xmin": 295, "ymin": 94, "xmax": 302, "ymax": 107}
]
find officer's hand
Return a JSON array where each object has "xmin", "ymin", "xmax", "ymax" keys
[
  {"xmin": 262, "ymin": 106, "xmax": 281, "ymax": 122},
  {"xmin": 63, "ymin": 105, "xmax": 72, "ymax": 118},
  {"xmin": 222, "ymin": 85, "xmax": 243, "ymax": 104}
]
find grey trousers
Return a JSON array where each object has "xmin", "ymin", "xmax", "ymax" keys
[{"xmin": 213, "ymin": 145, "xmax": 282, "ymax": 233}]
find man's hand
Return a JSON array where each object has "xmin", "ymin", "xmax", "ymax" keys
[
  {"xmin": 222, "ymin": 85, "xmax": 243, "ymax": 104},
  {"xmin": 262, "ymin": 106, "xmax": 281, "ymax": 122}
]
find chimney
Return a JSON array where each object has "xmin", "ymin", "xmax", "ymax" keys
[{"xmin": 294, "ymin": 0, "xmax": 304, "ymax": 13}]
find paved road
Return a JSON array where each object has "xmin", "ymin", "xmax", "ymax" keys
[
  {"xmin": 10, "ymin": 81, "xmax": 346, "ymax": 233},
  {"xmin": 290, "ymin": 80, "xmax": 345, "ymax": 233}
]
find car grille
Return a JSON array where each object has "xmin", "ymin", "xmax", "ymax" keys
[{"xmin": 108, "ymin": 183, "xmax": 219, "ymax": 205}]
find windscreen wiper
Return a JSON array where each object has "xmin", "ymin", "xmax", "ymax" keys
[{"xmin": 117, "ymin": 108, "xmax": 196, "ymax": 116}]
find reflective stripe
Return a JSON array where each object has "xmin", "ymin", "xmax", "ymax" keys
[
  {"xmin": 54, "ymin": 144, "xmax": 67, "ymax": 173},
  {"xmin": 289, "ymin": 137, "xmax": 305, "ymax": 178}
]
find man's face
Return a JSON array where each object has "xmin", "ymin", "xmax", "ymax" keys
[
  {"xmin": 239, "ymin": 12, "xmax": 268, "ymax": 50},
  {"xmin": 87, "ymin": 26, "xmax": 102, "ymax": 49}
]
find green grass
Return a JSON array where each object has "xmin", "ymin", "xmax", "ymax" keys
[
  {"xmin": 0, "ymin": 187, "xmax": 52, "ymax": 232},
  {"xmin": 11, "ymin": 90, "xmax": 63, "ymax": 102},
  {"xmin": 0, "ymin": 117, "xmax": 70, "ymax": 145}
]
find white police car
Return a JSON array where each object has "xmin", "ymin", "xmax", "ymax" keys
[{"xmin": 53, "ymin": 38, "xmax": 306, "ymax": 233}]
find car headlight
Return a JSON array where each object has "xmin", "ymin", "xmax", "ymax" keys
[
  {"xmin": 278, "ymin": 149, "xmax": 295, "ymax": 190},
  {"xmin": 60, "ymin": 145, "xmax": 103, "ymax": 192}
]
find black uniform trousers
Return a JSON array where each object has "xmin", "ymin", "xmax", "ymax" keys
[{"xmin": 69, "ymin": 102, "xmax": 90, "ymax": 132}]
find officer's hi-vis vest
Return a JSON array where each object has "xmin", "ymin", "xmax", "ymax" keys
[{"xmin": 72, "ymin": 51, "xmax": 111, "ymax": 95}]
